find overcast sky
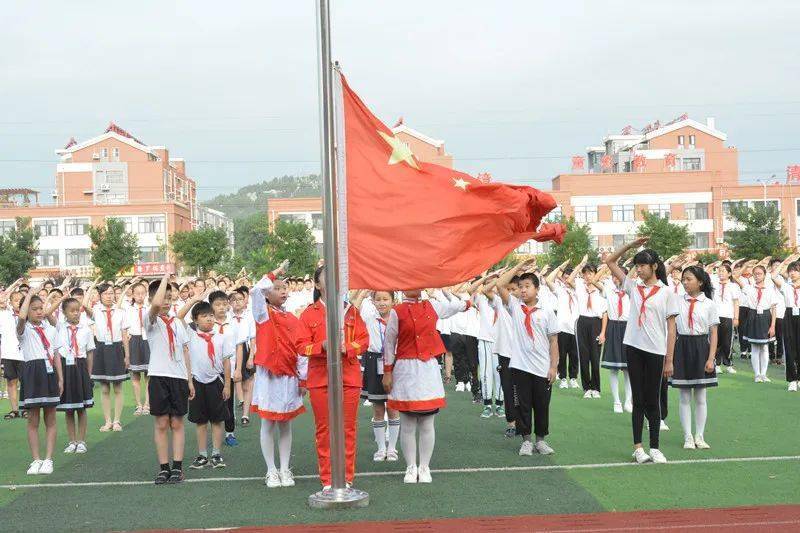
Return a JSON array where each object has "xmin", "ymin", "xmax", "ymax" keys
[{"xmin": 2, "ymin": 1, "xmax": 798, "ymax": 201}]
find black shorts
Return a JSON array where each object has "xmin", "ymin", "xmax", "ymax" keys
[
  {"xmin": 439, "ymin": 333, "xmax": 452, "ymax": 352},
  {"xmin": 148, "ymin": 375, "xmax": 189, "ymax": 417},
  {"xmin": 188, "ymin": 378, "xmax": 229, "ymax": 424},
  {"xmin": 3, "ymin": 360, "xmax": 23, "ymax": 381}
]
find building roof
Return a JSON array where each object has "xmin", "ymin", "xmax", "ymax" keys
[
  {"xmin": 55, "ymin": 122, "xmax": 160, "ymax": 159},
  {"xmin": 604, "ymin": 115, "xmax": 726, "ymax": 144},
  {"xmin": 0, "ymin": 188, "xmax": 39, "ymax": 195},
  {"xmin": 391, "ymin": 123, "xmax": 445, "ymax": 149}
]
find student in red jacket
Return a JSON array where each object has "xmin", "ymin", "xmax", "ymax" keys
[{"xmin": 297, "ymin": 266, "xmax": 368, "ymax": 490}]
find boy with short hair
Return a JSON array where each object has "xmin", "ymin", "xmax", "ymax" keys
[
  {"xmin": 498, "ymin": 261, "xmax": 559, "ymax": 457},
  {"xmin": 229, "ymin": 287, "xmax": 256, "ymax": 426},
  {"xmin": 146, "ymin": 273, "xmax": 193, "ymax": 485}
]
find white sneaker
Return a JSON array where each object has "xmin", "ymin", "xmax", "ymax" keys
[
  {"xmin": 363, "ymin": 399, "xmax": 372, "ymax": 406},
  {"xmin": 279, "ymin": 469, "xmax": 295, "ymax": 487},
  {"xmin": 755, "ymin": 375, "xmax": 764, "ymax": 383},
  {"xmin": 632, "ymin": 448, "xmax": 651, "ymax": 464},
  {"xmin": 583, "ymin": 390, "xmax": 593, "ymax": 399},
  {"xmin": 373, "ymin": 449, "xmax": 387, "ymax": 461},
  {"xmin": 569, "ymin": 378, "xmax": 580, "ymax": 389},
  {"xmin": 762, "ymin": 375, "xmax": 771, "ymax": 383},
  {"xmin": 649, "ymin": 448, "xmax": 667, "ymax": 463},
  {"xmin": 559, "ymin": 379, "xmax": 568, "ymax": 389},
  {"xmin": 788, "ymin": 381, "xmax": 798, "ymax": 392},
  {"xmin": 38, "ymin": 459, "xmax": 54, "ymax": 474},
  {"xmin": 322, "ymin": 485, "xmax": 332, "ymax": 491},
  {"xmin": 465, "ymin": 381, "xmax": 472, "ymax": 392},
  {"xmin": 535, "ymin": 440, "xmax": 554, "ymax": 455},
  {"xmin": 64, "ymin": 442, "xmax": 77, "ymax": 454},
  {"xmin": 455, "ymin": 382, "xmax": 465, "ymax": 392},
  {"xmin": 694, "ymin": 436, "xmax": 711, "ymax": 449},
  {"xmin": 265, "ymin": 471, "xmax": 281, "ymax": 488},
  {"xmin": 386, "ymin": 449, "xmax": 399, "ymax": 461},
  {"xmin": 683, "ymin": 435, "xmax": 696, "ymax": 449},
  {"xmin": 591, "ymin": 390, "xmax": 601, "ymax": 399},
  {"xmin": 624, "ymin": 401, "xmax": 633, "ymax": 413},
  {"xmin": 660, "ymin": 420, "xmax": 669, "ymax": 431},
  {"xmin": 613, "ymin": 402, "xmax": 623, "ymax": 414},
  {"xmin": 75, "ymin": 442, "xmax": 87, "ymax": 454},
  {"xmin": 727, "ymin": 366, "xmax": 737, "ymax": 374},
  {"xmin": 519, "ymin": 440, "xmax": 534, "ymax": 456},
  {"xmin": 403, "ymin": 465, "xmax": 418, "ymax": 483},
  {"xmin": 26, "ymin": 460, "xmax": 43, "ymax": 475},
  {"xmin": 417, "ymin": 465, "xmax": 432, "ymax": 483}
]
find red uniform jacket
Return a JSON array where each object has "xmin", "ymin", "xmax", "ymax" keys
[
  {"xmin": 393, "ymin": 300, "xmax": 446, "ymax": 364},
  {"xmin": 297, "ymin": 301, "xmax": 367, "ymax": 389},
  {"xmin": 253, "ymin": 306, "xmax": 303, "ymax": 378}
]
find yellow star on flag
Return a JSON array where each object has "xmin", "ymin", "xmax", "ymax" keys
[
  {"xmin": 453, "ymin": 177, "xmax": 469, "ymax": 191},
  {"xmin": 378, "ymin": 130, "xmax": 420, "ymax": 170}
]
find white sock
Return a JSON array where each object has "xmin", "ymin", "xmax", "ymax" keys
[
  {"xmin": 372, "ymin": 419, "xmax": 387, "ymax": 452},
  {"xmin": 387, "ymin": 417, "xmax": 400, "ymax": 452},
  {"xmin": 609, "ymin": 370, "xmax": 621, "ymax": 405},
  {"xmin": 260, "ymin": 419, "xmax": 277, "ymax": 473},
  {"xmin": 679, "ymin": 389, "xmax": 693, "ymax": 439},
  {"xmin": 277, "ymin": 420, "xmax": 292, "ymax": 472},
  {"xmin": 399, "ymin": 413, "xmax": 418, "ymax": 467},
  {"xmin": 760, "ymin": 347, "xmax": 769, "ymax": 377},
  {"xmin": 623, "ymin": 370, "xmax": 632, "ymax": 405},
  {"xmin": 694, "ymin": 388, "xmax": 707, "ymax": 439},
  {"xmin": 418, "ymin": 414, "xmax": 436, "ymax": 469}
]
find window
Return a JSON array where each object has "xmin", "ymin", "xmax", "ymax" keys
[
  {"xmin": 100, "ymin": 148, "xmax": 108, "ymax": 159},
  {"xmin": 611, "ymin": 204, "xmax": 634, "ymax": 222},
  {"xmin": 108, "ymin": 217, "xmax": 132, "ymax": 233},
  {"xmin": 691, "ymin": 233, "xmax": 709, "ymax": 250},
  {"xmin": 574, "ymin": 206, "xmax": 598, "ymax": 223},
  {"xmin": 139, "ymin": 246, "xmax": 166, "ymax": 263},
  {"xmin": 33, "ymin": 219, "xmax": 59, "ymax": 237},
  {"xmin": 753, "ymin": 199, "xmax": 779, "ymax": 212},
  {"xmin": 0, "ymin": 220, "xmax": 16, "ymax": 236},
  {"xmin": 589, "ymin": 236, "xmax": 599, "ymax": 249},
  {"xmin": 612, "ymin": 234, "xmax": 635, "ymax": 248},
  {"xmin": 648, "ymin": 204, "xmax": 670, "ymax": 219},
  {"xmin": 545, "ymin": 206, "xmax": 562, "ymax": 223},
  {"xmin": 64, "ymin": 218, "xmax": 89, "ymax": 236},
  {"xmin": 138, "ymin": 215, "xmax": 166, "ymax": 234},
  {"xmin": 36, "ymin": 249, "xmax": 59, "ymax": 267},
  {"xmin": 722, "ymin": 200, "xmax": 743, "ymax": 217},
  {"xmin": 689, "ymin": 134, "xmax": 696, "ymax": 147},
  {"xmin": 682, "ymin": 157, "xmax": 702, "ymax": 171},
  {"xmin": 65, "ymin": 249, "xmax": 90, "ymax": 267},
  {"xmin": 684, "ymin": 203, "xmax": 709, "ymax": 220},
  {"xmin": 112, "ymin": 147, "xmax": 120, "ymax": 161},
  {"xmin": 678, "ymin": 135, "xmax": 685, "ymax": 147},
  {"xmin": 278, "ymin": 213, "xmax": 307, "ymax": 224},
  {"xmin": 311, "ymin": 213, "xmax": 323, "ymax": 230}
]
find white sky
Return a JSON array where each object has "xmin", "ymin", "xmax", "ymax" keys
[{"xmin": 1, "ymin": 0, "xmax": 799, "ymax": 200}]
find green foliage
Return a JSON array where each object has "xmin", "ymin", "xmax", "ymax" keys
[
  {"xmin": 89, "ymin": 218, "xmax": 139, "ymax": 280},
  {"xmin": 548, "ymin": 218, "xmax": 598, "ymax": 266},
  {"xmin": 261, "ymin": 220, "xmax": 319, "ymax": 277},
  {"xmin": 725, "ymin": 202, "xmax": 788, "ymax": 259},
  {"xmin": 491, "ymin": 252, "xmax": 520, "ymax": 271},
  {"xmin": 203, "ymin": 174, "xmax": 321, "ymax": 220},
  {"xmin": 172, "ymin": 227, "xmax": 230, "ymax": 275},
  {"xmin": 694, "ymin": 251, "xmax": 720, "ymax": 265},
  {"xmin": 637, "ymin": 211, "xmax": 692, "ymax": 258},
  {"xmin": 0, "ymin": 217, "xmax": 38, "ymax": 284}
]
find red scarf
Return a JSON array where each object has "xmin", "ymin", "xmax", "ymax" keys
[
  {"xmin": 160, "ymin": 316, "xmax": 176, "ymax": 356},
  {"xmin": 138, "ymin": 306, "xmax": 143, "ymax": 331},
  {"xmin": 756, "ymin": 286, "xmax": 764, "ymax": 307},
  {"xmin": 33, "ymin": 325, "xmax": 53, "ymax": 368},
  {"xmin": 197, "ymin": 331, "xmax": 216, "ymax": 363},
  {"xmin": 637, "ymin": 285, "xmax": 661, "ymax": 327},
  {"xmin": 687, "ymin": 298, "xmax": 698, "ymax": 333},
  {"xmin": 521, "ymin": 305, "xmax": 538, "ymax": 339},
  {"xmin": 103, "ymin": 307, "xmax": 114, "ymax": 339},
  {"xmin": 215, "ymin": 321, "xmax": 226, "ymax": 334},
  {"xmin": 616, "ymin": 290, "xmax": 625, "ymax": 318},
  {"xmin": 68, "ymin": 325, "xmax": 79, "ymax": 357}
]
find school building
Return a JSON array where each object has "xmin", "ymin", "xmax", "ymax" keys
[{"xmin": 0, "ymin": 123, "xmax": 233, "ymax": 277}]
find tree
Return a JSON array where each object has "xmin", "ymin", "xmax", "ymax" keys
[
  {"xmin": 89, "ymin": 218, "xmax": 139, "ymax": 280},
  {"xmin": 0, "ymin": 217, "xmax": 38, "ymax": 284},
  {"xmin": 548, "ymin": 218, "xmax": 598, "ymax": 266},
  {"xmin": 260, "ymin": 220, "xmax": 319, "ymax": 277},
  {"xmin": 725, "ymin": 202, "xmax": 788, "ymax": 259},
  {"xmin": 637, "ymin": 211, "xmax": 692, "ymax": 258},
  {"xmin": 172, "ymin": 227, "xmax": 230, "ymax": 275}
]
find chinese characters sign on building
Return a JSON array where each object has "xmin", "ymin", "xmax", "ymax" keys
[
  {"xmin": 787, "ymin": 165, "xmax": 800, "ymax": 183},
  {"xmin": 571, "ymin": 156, "xmax": 585, "ymax": 172},
  {"xmin": 665, "ymin": 153, "xmax": 676, "ymax": 170},
  {"xmin": 600, "ymin": 155, "xmax": 613, "ymax": 171},
  {"xmin": 134, "ymin": 262, "xmax": 176, "ymax": 276},
  {"xmin": 632, "ymin": 154, "xmax": 646, "ymax": 172}
]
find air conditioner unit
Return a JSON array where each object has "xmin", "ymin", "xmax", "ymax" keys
[
  {"xmin": 100, "ymin": 184, "xmax": 111, "ymax": 192},
  {"xmin": 51, "ymin": 190, "xmax": 58, "ymax": 199},
  {"xmin": 92, "ymin": 153, "xmax": 100, "ymax": 160}
]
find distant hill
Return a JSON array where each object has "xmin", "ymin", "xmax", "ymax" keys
[{"xmin": 203, "ymin": 174, "xmax": 321, "ymax": 220}]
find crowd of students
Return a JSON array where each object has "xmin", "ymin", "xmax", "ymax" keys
[{"xmin": 1, "ymin": 240, "xmax": 797, "ymax": 487}]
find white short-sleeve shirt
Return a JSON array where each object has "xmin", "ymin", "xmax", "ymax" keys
[
  {"xmin": 56, "ymin": 322, "xmax": 95, "ymax": 364},
  {"xmin": 507, "ymin": 295, "xmax": 558, "ymax": 379},
  {"xmin": 603, "ymin": 279, "xmax": 630, "ymax": 322},
  {"xmin": 575, "ymin": 278, "xmax": 608, "ymax": 319},
  {"xmin": 553, "ymin": 283, "xmax": 576, "ymax": 334},
  {"xmin": 491, "ymin": 294, "xmax": 515, "ymax": 358},
  {"xmin": 0, "ymin": 309, "xmax": 21, "ymax": 362},
  {"xmin": 18, "ymin": 321, "xmax": 61, "ymax": 366},
  {"xmin": 675, "ymin": 293, "xmax": 720, "ymax": 335},
  {"xmin": 623, "ymin": 278, "xmax": 679, "ymax": 356},
  {"xmin": 125, "ymin": 304, "xmax": 148, "ymax": 338},
  {"xmin": 144, "ymin": 313, "xmax": 189, "ymax": 380},
  {"xmin": 712, "ymin": 279, "xmax": 740, "ymax": 319},
  {"xmin": 186, "ymin": 324, "xmax": 235, "ymax": 384},
  {"xmin": 92, "ymin": 304, "xmax": 127, "ymax": 344}
]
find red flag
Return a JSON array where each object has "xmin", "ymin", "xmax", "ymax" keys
[{"xmin": 337, "ymin": 73, "xmax": 561, "ymax": 290}]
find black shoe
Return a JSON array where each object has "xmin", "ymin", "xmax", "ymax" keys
[
  {"xmin": 154, "ymin": 469, "xmax": 170, "ymax": 485},
  {"xmin": 167, "ymin": 468, "xmax": 184, "ymax": 484},
  {"xmin": 189, "ymin": 455, "xmax": 209, "ymax": 469},
  {"xmin": 504, "ymin": 427, "xmax": 516, "ymax": 439},
  {"xmin": 210, "ymin": 454, "xmax": 226, "ymax": 468}
]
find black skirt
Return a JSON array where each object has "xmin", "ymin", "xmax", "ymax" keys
[
  {"xmin": 743, "ymin": 310, "xmax": 775, "ymax": 344},
  {"xmin": 670, "ymin": 334, "xmax": 718, "ymax": 389},
  {"xmin": 601, "ymin": 320, "xmax": 627, "ymax": 369},
  {"xmin": 240, "ymin": 342, "xmax": 255, "ymax": 381},
  {"xmin": 361, "ymin": 351, "xmax": 387, "ymax": 401},
  {"xmin": 58, "ymin": 358, "xmax": 94, "ymax": 411},
  {"xmin": 128, "ymin": 335, "xmax": 150, "ymax": 373},
  {"xmin": 91, "ymin": 341, "xmax": 129, "ymax": 382},
  {"xmin": 19, "ymin": 359, "xmax": 61, "ymax": 409}
]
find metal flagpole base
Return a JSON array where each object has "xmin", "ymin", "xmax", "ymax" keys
[{"xmin": 308, "ymin": 487, "xmax": 370, "ymax": 509}]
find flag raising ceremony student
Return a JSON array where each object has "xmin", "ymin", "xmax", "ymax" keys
[
  {"xmin": 545, "ymin": 262, "xmax": 579, "ymax": 390},
  {"xmin": 737, "ymin": 264, "xmax": 777, "ymax": 382},
  {"xmin": 605, "ymin": 238, "xmax": 678, "ymax": 464},
  {"xmin": 596, "ymin": 265, "xmax": 632, "ymax": 413},
  {"xmin": 250, "ymin": 262, "xmax": 308, "ymax": 489},
  {"xmin": 298, "ymin": 265, "xmax": 368, "ymax": 490},
  {"xmin": 710, "ymin": 263, "xmax": 740, "ymax": 374},
  {"xmin": 382, "ymin": 285, "xmax": 473, "ymax": 484},
  {"xmin": 570, "ymin": 257, "xmax": 608, "ymax": 399},
  {"xmin": 496, "ymin": 258, "xmax": 559, "ymax": 457},
  {"xmin": 1, "ymin": 280, "xmax": 25, "ymax": 420},
  {"xmin": 669, "ymin": 265, "xmax": 719, "ymax": 450},
  {"xmin": 768, "ymin": 256, "xmax": 800, "ymax": 390},
  {"xmin": 487, "ymin": 277, "xmax": 519, "ymax": 438},
  {"xmin": 472, "ymin": 275, "xmax": 505, "ymax": 418},
  {"xmin": 124, "ymin": 282, "xmax": 151, "ymax": 416},
  {"xmin": 229, "ymin": 287, "xmax": 257, "ymax": 426}
]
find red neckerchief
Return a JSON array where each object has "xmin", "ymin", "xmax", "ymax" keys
[
  {"xmin": 720, "ymin": 282, "xmax": 726, "ymax": 300},
  {"xmin": 160, "ymin": 315, "xmax": 176, "ymax": 356},
  {"xmin": 138, "ymin": 306, "xmax": 144, "ymax": 331},
  {"xmin": 755, "ymin": 285, "xmax": 764, "ymax": 307},
  {"xmin": 32, "ymin": 324, "xmax": 53, "ymax": 368},
  {"xmin": 687, "ymin": 297, "xmax": 698, "ymax": 333},
  {"xmin": 68, "ymin": 325, "xmax": 79, "ymax": 357},
  {"xmin": 197, "ymin": 331, "xmax": 215, "ymax": 363},
  {"xmin": 616, "ymin": 290, "xmax": 625, "ymax": 318},
  {"xmin": 637, "ymin": 285, "xmax": 661, "ymax": 327},
  {"xmin": 215, "ymin": 321, "xmax": 226, "ymax": 334},
  {"xmin": 103, "ymin": 306, "xmax": 114, "ymax": 339},
  {"xmin": 521, "ymin": 305, "xmax": 538, "ymax": 339}
]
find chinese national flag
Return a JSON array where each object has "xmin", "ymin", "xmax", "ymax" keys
[{"xmin": 337, "ymin": 72, "xmax": 563, "ymax": 290}]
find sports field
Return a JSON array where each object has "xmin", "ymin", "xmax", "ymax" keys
[{"xmin": 1, "ymin": 358, "xmax": 799, "ymax": 532}]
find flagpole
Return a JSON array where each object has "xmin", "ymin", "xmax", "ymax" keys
[{"xmin": 309, "ymin": 0, "xmax": 368, "ymax": 509}]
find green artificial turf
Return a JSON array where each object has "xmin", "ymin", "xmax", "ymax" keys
[{"xmin": 0, "ymin": 357, "xmax": 798, "ymax": 532}]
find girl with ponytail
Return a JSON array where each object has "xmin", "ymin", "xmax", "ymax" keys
[{"xmin": 605, "ymin": 237, "xmax": 679, "ymax": 465}]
